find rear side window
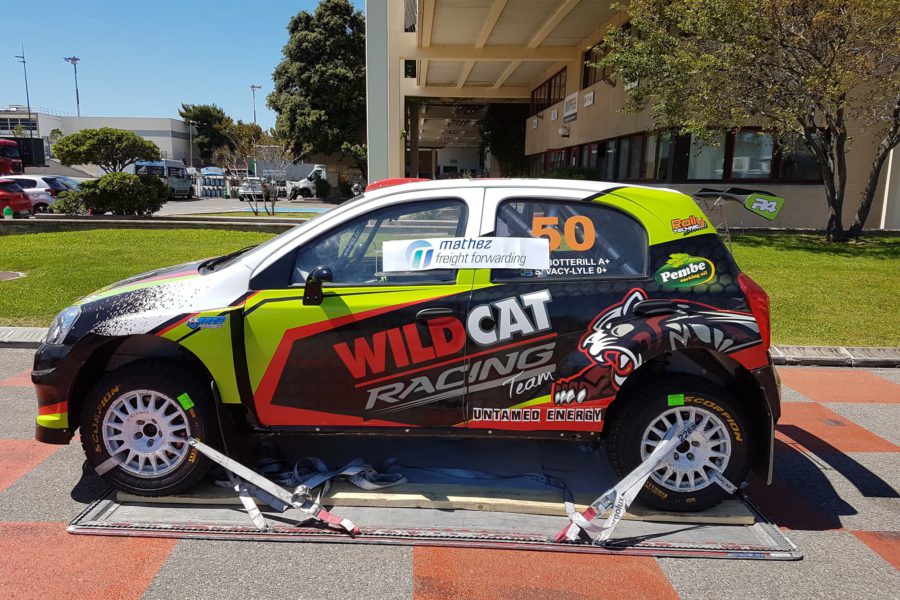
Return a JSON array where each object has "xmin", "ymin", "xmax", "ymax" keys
[
  {"xmin": 43, "ymin": 177, "xmax": 67, "ymax": 191},
  {"xmin": 13, "ymin": 178, "xmax": 35, "ymax": 189},
  {"xmin": 0, "ymin": 182, "xmax": 23, "ymax": 193},
  {"xmin": 492, "ymin": 198, "xmax": 648, "ymax": 281}
]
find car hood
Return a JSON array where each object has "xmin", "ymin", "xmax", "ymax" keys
[
  {"xmin": 72, "ymin": 258, "xmax": 251, "ymax": 339},
  {"xmin": 79, "ymin": 260, "xmax": 206, "ymax": 304}
]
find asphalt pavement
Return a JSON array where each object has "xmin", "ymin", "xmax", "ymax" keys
[{"xmin": 0, "ymin": 348, "xmax": 897, "ymax": 599}]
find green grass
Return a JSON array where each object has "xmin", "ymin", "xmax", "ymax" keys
[
  {"xmin": 730, "ymin": 234, "xmax": 900, "ymax": 347},
  {"xmin": 187, "ymin": 211, "xmax": 321, "ymax": 219},
  {"xmin": 0, "ymin": 230, "xmax": 897, "ymax": 346},
  {"xmin": 0, "ymin": 229, "xmax": 273, "ymax": 327}
]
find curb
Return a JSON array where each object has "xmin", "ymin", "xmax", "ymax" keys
[{"xmin": 0, "ymin": 326, "xmax": 897, "ymax": 367}]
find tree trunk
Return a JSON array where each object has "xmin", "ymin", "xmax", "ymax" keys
[
  {"xmin": 847, "ymin": 98, "xmax": 900, "ymax": 239},
  {"xmin": 802, "ymin": 110, "xmax": 849, "ymax": 242}
]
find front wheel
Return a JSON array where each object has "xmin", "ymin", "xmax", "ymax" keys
[
  {"xmin": 605, "ymin": 376, "xmax": 751, "ymax": 512},
  {"xmin": 79, "ymin": 360, "xmax": 220, "ymax": 496}
]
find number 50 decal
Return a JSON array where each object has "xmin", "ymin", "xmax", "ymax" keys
[{"xmin": 531, "ymin": 215, "xmax": 596, "ymax": 251}]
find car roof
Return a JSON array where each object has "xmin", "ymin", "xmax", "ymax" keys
[{"xmin": 361, "ymin": 178, "xmax": 677, "ymax": 199}]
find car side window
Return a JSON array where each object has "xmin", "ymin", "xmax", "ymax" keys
[
  {"xmin": 15, "ymin": 179, "xmax": 35, "ymax": 189},
  {"xmin": 492, "ymin": 198, "xmax": 648, "ymax": 281},
  {"xmin": 292, "ymin": 199, "xmax": 467, "ymax": 286}
]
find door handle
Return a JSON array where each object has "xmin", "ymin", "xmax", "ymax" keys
[{"xmin": 416, "ymin": 307, "xmax": 456, "ymax": 324}]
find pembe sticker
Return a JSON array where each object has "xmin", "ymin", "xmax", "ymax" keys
[
  {"xmin": 654, "ymin": 254, "xmax": 715, "ymax": 288},
  {"xmin": 382, "ymin": 237, "xmax": 550, "ymax": 272}
]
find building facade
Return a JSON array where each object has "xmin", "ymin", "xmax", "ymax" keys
[
  {"xmin": 369, "ymin": 0, "xmax": 899, "ymax": 230},
  {"xmin": 0, "ymin": 105, "xmax": 199, "ymax": 175}
]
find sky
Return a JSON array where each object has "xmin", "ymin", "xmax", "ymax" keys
[{"xmin": 1, "ymin": 0, "xmax": 364, "ymax": 131}]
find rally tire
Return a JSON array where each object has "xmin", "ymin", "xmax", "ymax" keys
[
  {"xmin": 605, "ymin": 376, "xmax": 751, "ymax": 512},
  {"xmin": 79, "ymin": 359, "xmax": 220, "ymax": 497}
]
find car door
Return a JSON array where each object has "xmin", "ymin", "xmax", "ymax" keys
[
  {"xmin": 466, "ymin": 188, "xmax": 650, "ymax": 433},
  {"xmin": 243, "ymin": 188, "xmax": 483, "ymax": 429}
]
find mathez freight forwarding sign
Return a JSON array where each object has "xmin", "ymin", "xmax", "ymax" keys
[{"xmin": 382, "ymin": 237, "xmax": 550, "ymax": 272}]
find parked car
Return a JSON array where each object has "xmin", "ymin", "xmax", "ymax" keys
[
  {"xmin": 237, "ymin": 177, "xmax": 270, "ymax": 201},
  {"xmin": 4, "ymin": 175, "xmax": 69, "ymax": 198},
  {"xmin": 0, "ymin": 178, "xmax": 32, "ymax": 217},
  {"xmin": 22, "ymin": 188, "xmax": 54, "ymax": 213},
  {"xmin": 32, "ymin": 179, "xmax": 779, "ymax": 512}
]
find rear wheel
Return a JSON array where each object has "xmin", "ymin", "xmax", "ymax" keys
[
  {"xmin": 605, "ymin": 376, "xmax": 751, "ymax": 512},
  {"xmin": 34, "ymin": 203, "xmax": 49, "ymax": 213},
  {"xmin": 79, "ymin": 360, "xmax": 220, "ymax": 496}
]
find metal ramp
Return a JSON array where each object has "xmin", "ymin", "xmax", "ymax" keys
[{"xmin": 67, "ymin": 436, "xmax": 800, "ymax": 560}]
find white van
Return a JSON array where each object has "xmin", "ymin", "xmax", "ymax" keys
[
  {"xmin": 287, "ymin": 164, "xmax": 327, "ymax": 200},
  {"xmin": 134, "ymin": 160, "xmax": 194, "ymax": 199}
]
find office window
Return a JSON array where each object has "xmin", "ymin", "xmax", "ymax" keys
[
  {"xmin": 530, "ymin": 69, "xmax": 568, "ymax": 115},
  {"xmin": 731, "ymin": 131, "xmax": 773, "ymax": 179},
  {"xmin": 779, "ymin": 135, "xmax": 820, "ymax": 181},
  {"xmin": 687, "ymin": 134, "xmax": 726, "ymax": 180},
  {"xmin": 582, "ymin": 46, "xmax": 610, "ymax": 88},
  {"xmin": 655, "ymin": 134, "xmax": 673, "ymax": 180},
  {"xmin": 598, "ymin": 140, "xmax": 616, "ymax": 180}
]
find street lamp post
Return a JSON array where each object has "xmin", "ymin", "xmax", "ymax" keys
[
  {"xmin": 14, "ymin": 45, "xmax": 34, "ymax": 139},
  {"xmin": 63, "ymin": 56, "xmax": 81, "ymax": 117},
  {"xmin": 250, "ymin": 84, "xmax": 262, "ymax": 124}
]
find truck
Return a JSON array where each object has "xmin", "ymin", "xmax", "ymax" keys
[{"xmin": 0, "ymin": 139, "xmax": 24, "ymax": 176}]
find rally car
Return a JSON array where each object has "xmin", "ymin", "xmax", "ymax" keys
[{"xmin": 33, "ymin": 179, "xmax": 780, "ymax": 512}]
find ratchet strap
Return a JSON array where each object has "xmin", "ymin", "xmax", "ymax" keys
[
  {"xmin": 556, "ymin": 420, "xmax": 702, "ymax": 544},
  {"xmin": 189, "ymin": 438, "xmax": 371, "ymax": 535}
]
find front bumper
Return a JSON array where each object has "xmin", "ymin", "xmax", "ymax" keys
[{"xmin": 32, "ymin": 340, "xmax": 90, "ymax": 445}]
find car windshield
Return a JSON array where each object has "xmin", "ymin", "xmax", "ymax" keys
[
  {"xmin": 2, "ymin": 146, "xmax": 20, "ymax": 158},
  {"xmin": 43, "ymin": 177, "xmax": 68, "ymax": 191},
  {"xmin": 56, "ymin": 177, "xmax": 80, "ymax": 189}
]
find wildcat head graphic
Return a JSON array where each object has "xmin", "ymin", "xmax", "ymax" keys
[{"xmin": 551, "ymin": 289, "xmax": 761, "ymax": 406}]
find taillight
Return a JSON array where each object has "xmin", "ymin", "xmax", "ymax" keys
[
  {"xmin": 737, "ymin": 272, "xmax": 771, "ymax": 350},
  {"xmin": 48, "ymin": 188, "xmax": 58, "ymax": 197}
]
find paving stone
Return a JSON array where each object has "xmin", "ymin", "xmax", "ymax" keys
[{"xmin": 659, "ymin": 530, "xmax": 900, "ymax": 600}]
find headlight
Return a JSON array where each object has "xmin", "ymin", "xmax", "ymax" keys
[{"xmin": 46, "ymin": 306, "xmax": 81, "ymax": 345}]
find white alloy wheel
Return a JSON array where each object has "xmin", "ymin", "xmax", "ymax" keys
[
  {"xmin": 101, "ymin": 389, "xmax": 191, "ymax": 478},
  {"xmin": 640, "ymin": 406, "xmax": 732, "ymax": 493}
]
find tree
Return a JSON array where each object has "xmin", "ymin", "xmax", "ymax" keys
[
  {"xmin": 596, "ymin": 0, "xmax": 899, "ymax": 241},
  {"xmin": 178, "ymin": 103, "xmax": 234, "ymax": 163},
  {"xmin": 11, "ymin": 124, "xmax": 26, "ymax": 138},
  {"xmin": 268, "ymin": 0, "xmax": 367, "ymax": 176},
  {"xmin": 212, "ymin": 120, "xmax": 265, "ymax": 173},
  {"xmin": 481, "ymin": 104, "xmax": 531, "ymax": 176},
  {"xmin": 54, "ymin": 127, "xmax": 161, "ymax": 173}
]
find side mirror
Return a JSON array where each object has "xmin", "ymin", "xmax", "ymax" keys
[{"xmin": 303, "ymin": 265, "xmax": 333, "ymax": 306}]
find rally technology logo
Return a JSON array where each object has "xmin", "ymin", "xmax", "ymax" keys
[{"xmin": 670, "ymin": 215, "xmax": 708, "ymax": 235}]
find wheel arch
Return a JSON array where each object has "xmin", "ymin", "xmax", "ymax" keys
[
  {"xmin": 605, "ymin": 347, "xmax": 774, "ymax": 482},
  {"xmin": 69, "ymin": 334, "xmax": 217, "ymax": 432}
]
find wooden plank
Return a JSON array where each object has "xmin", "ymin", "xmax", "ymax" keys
[{"xmin": 118, "ymin": 480, "xmax": 755, "ymax": 525}]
